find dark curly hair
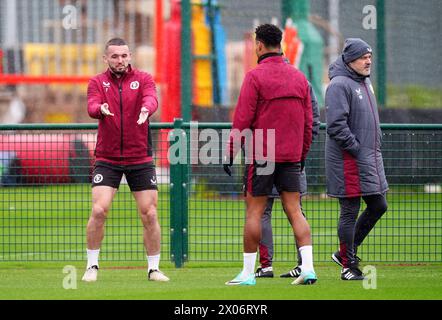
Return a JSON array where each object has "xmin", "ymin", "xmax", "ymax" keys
[{"xmin": 255, "ymin": 24, "xmax": 282, "ymax": 48}]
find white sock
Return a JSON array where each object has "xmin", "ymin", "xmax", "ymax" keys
[
  {"xmin": 242, "ymin": 252, "xmax": 257, "ymax": 276},
  {"xmin": 147, "ymin": 254, "xmax": 160, "ymax": 272},
  {"xmin": 299, "ymin": 246, "xmax": 314, "ymax": 273},
  {"xmin": 86, "ymin": 249, "xmax": 100, "ymax": 269}
]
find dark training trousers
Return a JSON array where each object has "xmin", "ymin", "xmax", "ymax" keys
[
  {"xmin": 259, "ymin": 198, "xmax": 274, "ymax": 268},
  {"xmin": 338, "ymin": 194, "xmax": 388, "ymax": 268}
]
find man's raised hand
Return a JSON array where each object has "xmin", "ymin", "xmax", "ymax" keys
[
  {"xmin": 100, "ymin": 103, "xmax": 114, "ymax": 116},
  {"xmin": 137, "ymin": 107, "xmax": 149, "ymax": 125}
]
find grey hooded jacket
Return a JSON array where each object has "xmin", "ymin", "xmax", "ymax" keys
[
  {"xmin": 325, "ymin": 56, "xmax": 388, "ymax": 198},
  {"xmin": 300, "ymin": 83, "xmax": 321, "ymax": 195}
]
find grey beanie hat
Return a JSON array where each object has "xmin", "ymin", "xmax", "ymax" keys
[{"xmin": 342, "ymin": 38, "xmax": 372, "ymax": 63}]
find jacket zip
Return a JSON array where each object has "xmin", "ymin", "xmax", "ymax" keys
[
  {"xmin": 363, "ymin": 82, "xmax": 382, "ymax": 190},
  {"xmin": 118, "ymin": 80, "xmax": 123, "ymax": 157}
]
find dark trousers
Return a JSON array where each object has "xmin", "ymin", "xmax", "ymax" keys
[{"xmin": 338, "ymin": 194, "xmax": 388, "ymax": 268}]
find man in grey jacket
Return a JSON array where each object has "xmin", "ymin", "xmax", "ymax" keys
[{"xmin": 325, "ymin": 38, "xmax": 388, "ymax": 280}]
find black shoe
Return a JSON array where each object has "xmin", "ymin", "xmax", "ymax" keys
[
  {"xmin": 332, "ymin": 251, "xmax": 361, "ymax": 267},
  {"xmin": 341, "ymin": 267, "xmax": 365, "ymax": 280},
  {"xmin": 254, "ymin": 267, "xmax": 274, "ymax": 278},
  {"xmin": 280, "ymin": 266, "xmax": 302, "ymax": 278}
]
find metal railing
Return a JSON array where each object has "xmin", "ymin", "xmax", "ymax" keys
[{"xmin": 1, "ymin": 122, "xmax": 441, "ymax": 266}]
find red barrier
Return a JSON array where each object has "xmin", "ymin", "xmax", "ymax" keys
[
  {"xmin": 0, "ymin": 134, "xmax": 93, "ymax": 184},
  {"xmin": 159, "ymin": 0, "xmax": 182, "ymax": 166},
  {"xmin": 0, "ymin": 49, "xmax": 3, "ymax": 75},
  {"xmin": 283, "ymin": 21, "xmax": 303, "ymax": 68},
  {"xmin": 0, "ymin": 74, "xmax": 91, "ymax": 84},
  {"xmin": 161, "ymin": 0, "xmax": 182, "ymax": 123},
  {"xmin": 244, "ymin": 31, "xmax": 256, "ymax": 74},
  {"xmin": 155, "ymin": 0, "xmax": 164, "ymax": 83}
]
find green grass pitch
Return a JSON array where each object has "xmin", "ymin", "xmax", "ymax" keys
[
  {"xmin": 0, "ymin": 261, "xmax": 441, "ymax": 300},
  {"xmin": 0, "ymin": 184, "xmax": 441, "ymax": 300},
  {"xmin": 1, "ymin": 185, "xmax": 440, "ymax": 263}
]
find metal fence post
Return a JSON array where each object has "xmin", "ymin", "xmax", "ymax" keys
[
  {"xmin": 376, "ymin": 0, "xmax": 386, "ymax": 107},
  {"xmin": 181, "ymin": 0, "xmax": 192, "ymax": 122},
  {"xmin": 169, "ymin": 118, "xmax": 188, "ymax": 267}
]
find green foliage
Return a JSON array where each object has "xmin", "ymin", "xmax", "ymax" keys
[{"xmin": 387, "ymin": 85, "xmax": 442, "ymax": 108}]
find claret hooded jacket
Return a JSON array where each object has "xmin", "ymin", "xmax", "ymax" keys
[{"xmin": 87, "ymin": 65, "xmax": 158, "ymax": 165}]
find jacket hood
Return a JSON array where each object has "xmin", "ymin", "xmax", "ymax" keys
[{"xmin": 328, "ymin": 56, "xmax": 368, "ymax": 82}]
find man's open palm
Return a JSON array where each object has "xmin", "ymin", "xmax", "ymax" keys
[
  {"xmin": 100, "ymin": 103, "xmax": 114, "ymax": 116},
  {"xmin": 137, "ymin": 107, "xmax": 149, "ymax": 125}
]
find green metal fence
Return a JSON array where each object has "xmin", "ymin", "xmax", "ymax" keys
[{"xmin": 1, "ymin": 122, "xmax": 441, "ymax": 266}]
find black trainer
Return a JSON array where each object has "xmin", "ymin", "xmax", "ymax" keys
[
  {"xmin": 341, "ymin": 267, "xmax": 365, "ymax": 280},
  {"xmin": 254, "ymin": 267, "xmax": 274, "ymax": 278},
  {"xmin": 331, "ymin": 251, "xmax": 361, "ymax": 267},
  {"xmin": 280, "ymin": 266, "xmax": 302, "ymax": 278}
]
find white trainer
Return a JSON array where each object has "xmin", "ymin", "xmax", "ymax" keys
[
  {"xmin": 148, "ymin": 269, "xmax": 170, "ymax": 282},
  {"xmin": 291, "ymin": 270, "xmax": 317, "ymax": 285},
  {"xmin": 82, "ymin": 265, "xmax": 98, "ymax": 282}
]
